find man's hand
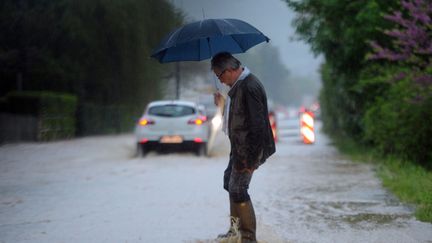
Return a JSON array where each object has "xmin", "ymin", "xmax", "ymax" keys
[{"xmin": 214, "ymin": 92, "xmax": 224, "ymax": 107}]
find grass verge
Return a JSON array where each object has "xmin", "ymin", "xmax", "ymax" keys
[{"xmin": 333, "ymin": 137, "xmax": 432, "ymax": 223}]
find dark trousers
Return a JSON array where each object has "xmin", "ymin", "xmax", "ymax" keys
[{"xmin": 223, "ymin": 154, "xmax": 253, "ymax": 203}]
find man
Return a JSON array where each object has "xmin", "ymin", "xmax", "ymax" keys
[{"xmin": 212, "ymin": 52, "xmax": 275, "ymax": 242}]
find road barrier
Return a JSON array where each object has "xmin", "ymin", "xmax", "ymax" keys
[{"xmin": 300, "ymin": 111, "xmax": 315, "ymax": 144}]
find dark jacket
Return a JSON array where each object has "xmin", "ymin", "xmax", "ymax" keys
[{"xmin": 227, "ymin": 73, "xmax": 275, "ymax": 170}]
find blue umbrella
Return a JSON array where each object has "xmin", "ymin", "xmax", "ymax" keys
[{"xmin": 151, "ymin": 18, "xmax": 270, "ymax": 63}]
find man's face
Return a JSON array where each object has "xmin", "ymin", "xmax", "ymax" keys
[{"xmin": 214, "ymin": 68, "xmax": 234, "ymax": 87}]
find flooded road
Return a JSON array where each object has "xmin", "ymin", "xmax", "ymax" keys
[
  {"xmin": 0, "ymin": 119, "xmax": 431, "ymax": 242},
  {"xmin": 253, "ymin": 120, "xmax": 432, "ymax": 242}
]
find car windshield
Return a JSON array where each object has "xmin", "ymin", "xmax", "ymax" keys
[{"xmin": 148, "ymin": 104, "xmax": 195, "ymax": 117}]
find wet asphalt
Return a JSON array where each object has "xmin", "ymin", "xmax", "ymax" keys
[{"xmin": 0, "ymin": 118, "xmax": 431, "ymax": 243}]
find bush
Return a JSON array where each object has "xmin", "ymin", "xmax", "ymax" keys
[
  {"xmin": 76, "ymin": 103, "xmax": 137, "ymax": 135},
  {"xmin": 363, "ymin": 76, "xmax": 432, "ymax": 167},
  {"xmin": 4, "ymin": 91, "xmax": 78, "ymax": 141}
]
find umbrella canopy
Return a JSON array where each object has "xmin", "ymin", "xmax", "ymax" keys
[{"xmin": 151, "ymin": 18, "xmax": 270, "ymax": 63}]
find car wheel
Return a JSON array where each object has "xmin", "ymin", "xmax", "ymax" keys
[
  {"xmin": 137, "ymin": 143, "xmax": 147, "ymax": 157},
  {"xmin": 196, "ymin": 143, "xmax": 207, "ymax": 157}
]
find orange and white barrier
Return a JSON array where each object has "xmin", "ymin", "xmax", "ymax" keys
[
  {"xmin": 268, "ymin": 111, "xmax": 278, "ymax": 143},
  {"xmin": 300, "ymin": 111, "xmax": 315, "ymax": 144}
]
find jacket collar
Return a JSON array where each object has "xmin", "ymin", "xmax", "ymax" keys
[{"xmin": 228, "ymin": 67, "xmax": 251, "ymax": 98}]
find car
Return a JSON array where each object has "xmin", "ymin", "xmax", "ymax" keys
[{"xmin": 135, "ymin": 100, "xmax": 209, "ymax": 157}]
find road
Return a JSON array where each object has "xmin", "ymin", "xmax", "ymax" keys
[{"xmin": 1, "ymin": 118, "xmax": 431, "ymax": 243}]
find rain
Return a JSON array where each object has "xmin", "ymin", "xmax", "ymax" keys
[{"xmin": 1, "ymin": 0, "xmax": 432, "ymax": 242}]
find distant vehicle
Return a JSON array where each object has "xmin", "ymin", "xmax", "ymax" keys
[
  {"xmin": 135, "ymin": 100, "xmax": 209, "ymax": 157},
  {"xmin": 197, "ymin": 95, "xmax": 218, "ymax": 120}
]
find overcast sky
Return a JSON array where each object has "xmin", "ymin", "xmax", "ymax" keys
[{"xmin": 171, "ymin": 0, "xmax": 323, "ymax": 82}]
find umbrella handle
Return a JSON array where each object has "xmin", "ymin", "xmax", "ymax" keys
[{"xmin": 213, "ymin": 74, "xmax": 220, "ymax": 91}]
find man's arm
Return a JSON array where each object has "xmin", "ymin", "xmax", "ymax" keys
[{"xmin": 240, "ymin": 81, "xmax": 266, "ymax": 169}]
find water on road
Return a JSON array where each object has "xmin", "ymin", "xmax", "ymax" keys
[{"xmin": 0, "ymin": 120, "xmax": 431, "ymax": 243}]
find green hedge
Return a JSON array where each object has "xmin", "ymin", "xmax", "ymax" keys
[
  {"xmin": 362, "ymin": 71, "xmax": 432, "ymax": 168},
  {"xmin": 4, "ymin": 91, "xmax": 78, "ymax": 141},
  {"xmin": 77, "ymin": 103, "xmax": 137, "ymax": 135}
]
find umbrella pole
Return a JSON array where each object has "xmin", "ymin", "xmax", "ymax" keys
[
  {"xmin": 213, "ymin": 75, "xmax": 219, "ymax": 92},
  {"xmin": 175, "ymin": 62, "xmax": 180, "ymax": 99}
]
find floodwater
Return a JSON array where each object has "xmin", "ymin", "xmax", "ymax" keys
[
  {"xmin": 0, "ymin": 117, "xmax": 431, "ymax": 243},
  {"xmin": 252, "ymin": 119, "xmax": 432, "ymax": 242}
]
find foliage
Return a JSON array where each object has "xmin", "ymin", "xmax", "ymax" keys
[
  {"xmin": 368, "ymin": 0, "xmax": 432, "ymax": 101},
  {"xmin": 378, "ymin": 157, "xmax": 432, "ymax": 222},
  {"xmin": 4, "ymin": 91, "xmax": 77, "ymax": 140},
  {"xmin": 78, "ymin": 103, "xmax": 136, "ymax": 135},
  {"xmin": 286, "ymin": 0, "xmax": 431, "ymax": 166},
  {"xmin": 286, "ymin": 0, "xmax": 432, "ymax": 223},
  {"xmin": 360, "ymin": 0, "xmax": 432, "ymax": 166},
  {"xmin": 369, "ymin": 0, "xmax": 432, "ymax": 64},
  {"xmin": 363, "ymin": 72, "xmax": 432, "ymax": 166},
  {"xmin": 0, "ymin": 0, "xmax": 184, "ymax": 136},
  {"xmin": 286, "ymin": 0, "xmax": 395, "ymax": 73},
  {"xmin": 319, "ymin": 62, "xmax": 365, "ymax": 138},
  {"xmin": 285, "ymin": 0, "xmax": 399, "ymax": 139}
]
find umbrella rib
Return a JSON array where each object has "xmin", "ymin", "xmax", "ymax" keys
[
  {"xmin": 212, "ymin": 19, "xmax": 225, "ymax": 36},
  {"xmin": 164, "ymin": 28, "xmax": 183, "ymax": 49},
  {"xmin": 207, "ymin": 37, "xmax": 212, "ymax": 59},
  {"xmin": 220, "ymin": 19, "xmax": 242, "ymax": 34},
  {"xmin": 232, "ymin": 35, "xmax": 244, "ymax": 52}
]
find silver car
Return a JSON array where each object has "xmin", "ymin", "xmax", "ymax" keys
[{"xmin": 135, "ymin": 100, "xmax": 209, "ymax": 157}]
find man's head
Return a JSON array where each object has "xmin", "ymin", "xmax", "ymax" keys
[{"xmin": 211, "ymin": 52, "xmax": 242, "ymax": 87}]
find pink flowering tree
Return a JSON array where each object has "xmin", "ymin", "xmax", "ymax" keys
[
  {"xmin": 369, "ymin": 0, "xmax": 432, "ymax": 100},
  {"xmin": 361, "ymin": 0, "xmax": 432, "ymax": 166}
]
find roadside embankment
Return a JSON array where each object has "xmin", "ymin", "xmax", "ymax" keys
[{"xmin": 333, "ymin": 137, "xmax": 432, "ymax": 223}]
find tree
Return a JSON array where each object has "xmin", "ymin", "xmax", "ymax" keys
[
  {"xmin": 286, "ymin": 0, "xmax": 432, "ymax": 165},
  {"xmin": 0, "ymin": 0, "xmax": 188, "ymax": 134},
  {"xmin": 362, "ymin": 0, "xmax": 432, "ymax": 165},
  {"xmin": 369, "ymin": 0, "xmax": 432, "ymax": 101},
  {"xmin": 284, "ymin": 0, "xmax": 399, "ymax": 138}
]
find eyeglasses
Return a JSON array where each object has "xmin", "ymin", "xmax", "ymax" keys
[{"xmin": 215, "ymin": 69, "xmax": 227, "ymax": 79}]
